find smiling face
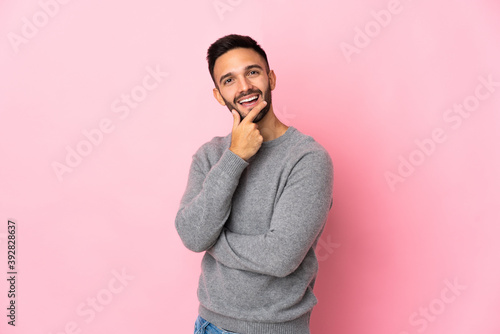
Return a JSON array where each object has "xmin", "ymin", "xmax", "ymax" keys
[{"xmin": 212, "ymin": 48, "xmax": 276, "ymax": 123}]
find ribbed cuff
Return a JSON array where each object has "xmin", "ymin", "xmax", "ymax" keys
[
  {"xmin": 199, "ymin": 305, "xmax": 311, "ymax": 334},
  {"xmin": 217, "ymin": 148, "xmax": 249, "ymax": 179}
]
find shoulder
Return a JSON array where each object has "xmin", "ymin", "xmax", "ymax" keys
[
  {"xmin": 282, "ymin": 128, "xmax": 334, "ymax": 200},
  {"xmin": 192, "ymin": 132, "xmax": 232, "ymax": 165},
  {"xmin": 287, "ymin": 127, "xmax": 333, "ymax": 168}
]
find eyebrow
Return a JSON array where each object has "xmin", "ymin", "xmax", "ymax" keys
[{"xmin": 219, "ymin": 64, "xmax": 265, "ymax": 86}]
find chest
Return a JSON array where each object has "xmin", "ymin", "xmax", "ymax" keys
[{"xmin": 225, "ymin": 149, "xmax": 291, "ymax": 235}]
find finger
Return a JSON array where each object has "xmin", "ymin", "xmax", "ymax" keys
[
  {"xmin": 231, "ymin": 110, "xmax": 241, "ymax": 131},
  {"xmin": 242, "ymin": 101, "xmax": 267, "ymax": 124}
]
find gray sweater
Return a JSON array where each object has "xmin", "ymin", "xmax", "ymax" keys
[{"xmin": 175, "ymin": 126, "xmax": 333, "ymax": 334}]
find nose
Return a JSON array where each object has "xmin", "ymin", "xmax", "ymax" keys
[{"xmin": 237, "ymin": 75, "xmax": 253, "ymax": 94}]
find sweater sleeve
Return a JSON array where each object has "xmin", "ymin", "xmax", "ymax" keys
[
  {"xmin": 175, "ymin": 147, "xmax": 249, "ymax": 252},
  {"xmin": 207, "ymin": 149, "xmax": 334, "ymax": 277}
]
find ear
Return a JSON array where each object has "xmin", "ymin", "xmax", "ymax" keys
[
  {"xmin": 213, "ymin": 87, "xmax": 226, "ymax": 106},
  {"xmin": 268, "ymin": 70, "xmax": 277, "ymax": 91}
]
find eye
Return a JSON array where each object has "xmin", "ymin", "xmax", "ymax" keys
[
  {"xmin": 223, "ymin": 78, "xmax": 233, "ymax": 85},
  {"xmin": 248, "ymin": 70, "xmax": 259, "ymax": 76}
]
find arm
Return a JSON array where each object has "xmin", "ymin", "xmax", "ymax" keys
[
  {"xmin": 207, "ymin": 149, "xmax": 334, "ymax": 277},
  {"xmin": 175, "ymin": 147, "xmax": 248, "ymax": 252},
  {"xmin": 175, "ymin": 101, "xmax": 268, "ymax": 252}
]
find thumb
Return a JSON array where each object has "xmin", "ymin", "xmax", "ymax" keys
[{"xmin": 231, "ymin": 110, "xmax": 240, "ymax": 130}]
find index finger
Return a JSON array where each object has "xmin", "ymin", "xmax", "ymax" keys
[{"xmin": 242, "ymin": 100, "xmax": 267, "ymax": 123}]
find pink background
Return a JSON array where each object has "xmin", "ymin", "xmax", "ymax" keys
[{"xmin": 1, "ymin": 0, "xmax": 499, "ymax": 333}]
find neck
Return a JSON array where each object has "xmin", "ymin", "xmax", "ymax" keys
[{"xmin": 257, "ymin": 105, "xmax": 289, "ymax": 142}]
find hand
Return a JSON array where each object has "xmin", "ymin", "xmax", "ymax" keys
[{"xmin": 229, "ymin": 101, "xmax": 267, "ymax": 161}]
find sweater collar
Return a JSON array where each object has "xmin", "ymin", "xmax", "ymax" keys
[{"xmin": 260, "ymin": 126, "xmax": 295, "ymax": 148}]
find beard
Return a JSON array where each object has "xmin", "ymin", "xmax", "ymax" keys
[{"xmin": 221, "ymin": 82, "xmax": 272, "ymax": 123}]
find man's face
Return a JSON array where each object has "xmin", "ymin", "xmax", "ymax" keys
[{"xmin": 212, "ymin": 48, "xmax": 275, "ymax": 123}]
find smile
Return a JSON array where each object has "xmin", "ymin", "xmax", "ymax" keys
[{"xmin": 238, "ymin": 94, "xmax": 259, "ymax": 105}]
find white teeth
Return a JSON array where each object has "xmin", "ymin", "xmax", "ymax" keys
[{"xmin": 239, "ymin": 95, "xmax": 258, "ymax": 104}]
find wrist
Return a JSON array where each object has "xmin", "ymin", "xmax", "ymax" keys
[{"xmin": 229, "ymin": 146, "xmax": 248, "ymax": 161}]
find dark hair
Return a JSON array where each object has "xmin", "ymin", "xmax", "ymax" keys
[{"xmin": 207, "ymin": 34, "xmax": 270, "ymax": 86}]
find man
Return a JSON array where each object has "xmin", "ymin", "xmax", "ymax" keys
[{"xmin": 175, "ymin": 34, "xmax": 333, "ymax": 334}]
